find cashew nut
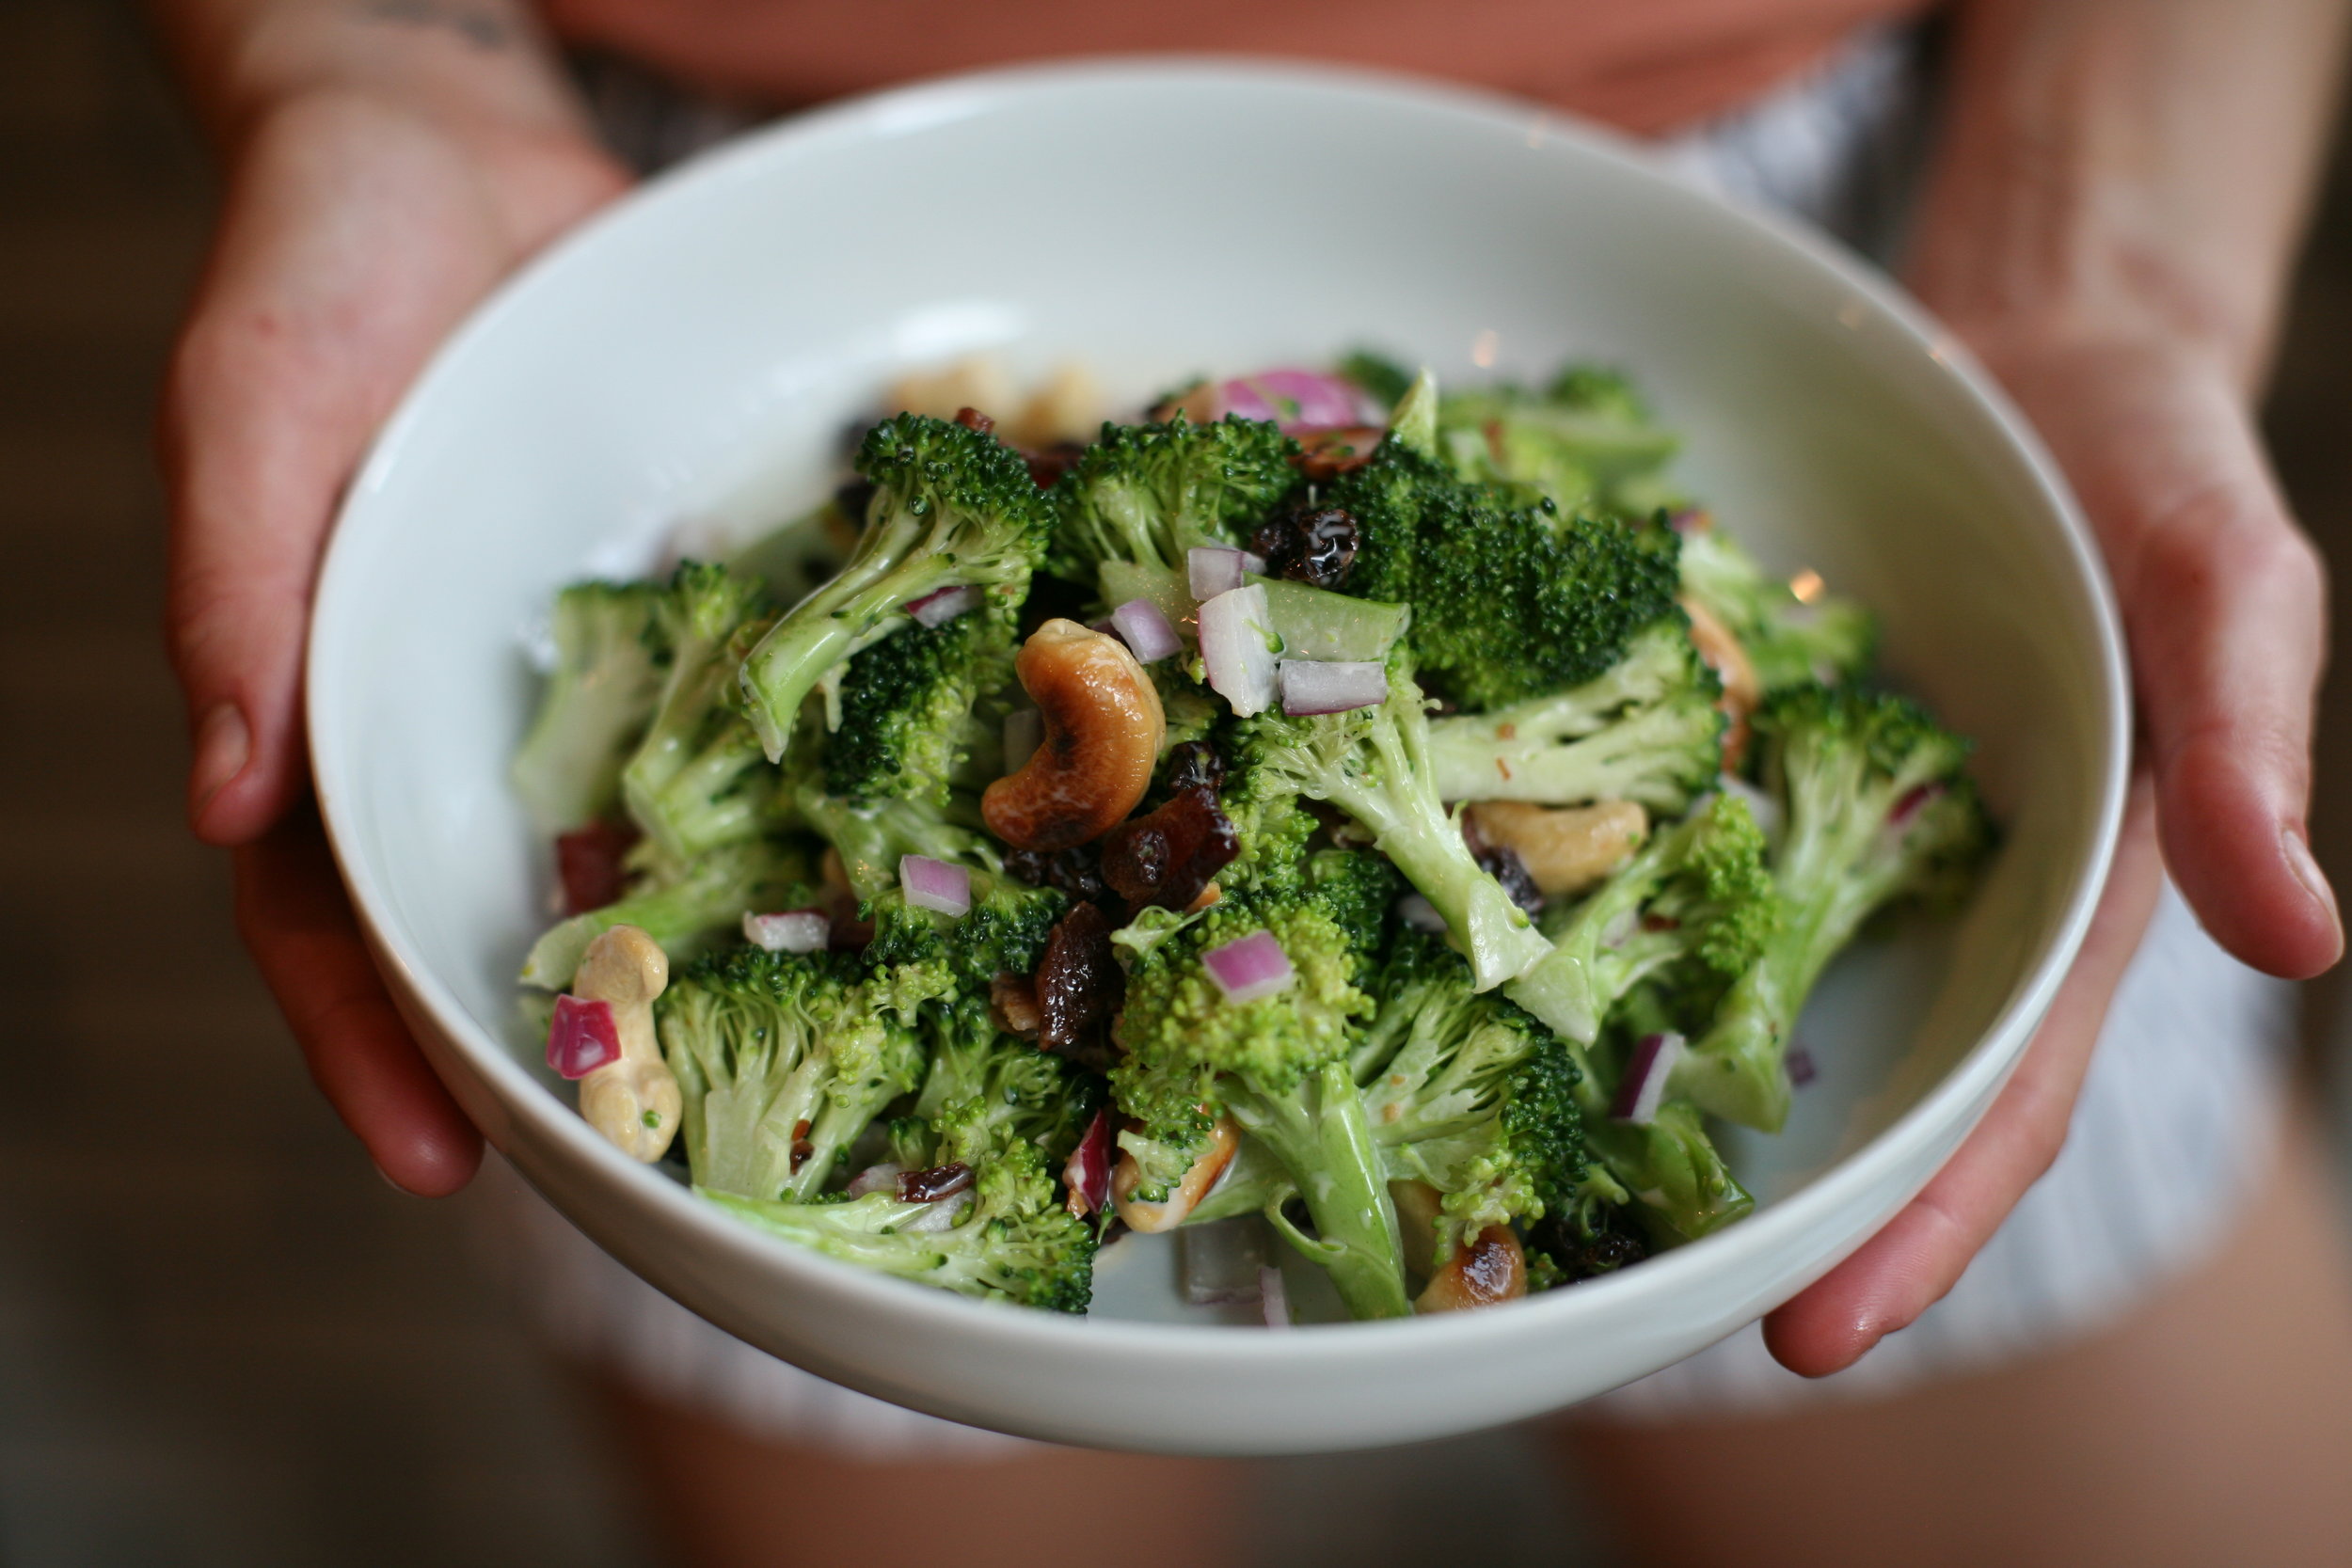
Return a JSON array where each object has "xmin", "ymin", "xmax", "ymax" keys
[
  {"xmin": 1681, "ymin": 596, "xmax": 1759, "ymax": 768},
  {"xmin": 1414, "ymin": 1225, "xmax": 1527, "ymax": 1314},
  {"xmin": 1390, "ymin": 1179, "xmax": 1445, "ymax": 1281},
  {"xmin": 1466, "ymin": 800, "xmax": 1649, "ymax": 898},
  {"xmin": 1113, "ymin": 1115, "xmax": 1241, "ymax": 1233},
  {"xmin": 570, "ymin": 925, "xmax": 682, "ymax": 1163},
  {"xmin": 982, "ymin": 619, "xmax": 1165, "ymax": 850}
]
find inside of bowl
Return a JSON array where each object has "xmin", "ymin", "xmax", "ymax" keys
[{"xmin": 315, "ymin": 70, "xmax": 2111, "ymax": 1327}]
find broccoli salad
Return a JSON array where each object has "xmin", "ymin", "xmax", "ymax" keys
[{"xmin": 513, "ymin": 356, "xmax": 1993, "ymax": 1323}]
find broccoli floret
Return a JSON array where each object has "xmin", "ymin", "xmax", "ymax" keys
[
  {"xmin": 864, "ymin": 873, "xmax": 1067, "ymax": 991},
  {"xmin": 659, "ymin": 943, "xmax": 949, "ymax": 1202},
  {"xmin": 1226, "ymin": 657, "xmax": 1549, "ymax": 990},
  {"xmin": 1329, "ymin": 435, "xmax": 1683, "ymax": 710},
  {"xmin": 1506, "ymin": 792, "xmax": 1780, "ymax": 1046},
  {"xmin": 822, "ymin": 596, "xmax": 1020, "ymax": 806},
  {"xmin": 1424, "ymin": 621, "xmax": 1725, "ymax": 811},
  {"xmin": 702, "ymin": 1094, "xmax": 1097, "ymax": 1312},
  {"xmin": 1577, "ymin": 1097, "xmax": 1754, "ymax": 1247},
  {"xmin": 792, "ymin": 777, "xmax": 998, "ymax": 906},
  {"xmin": 737, "ymin": 414, "xmax": 1051, "ymax": 760},
  {"xmin": 1355, "ymin": 929, "xmax": 1587, "ymax": 1270},
  {"xmin": 1678, "ymin": 686, "xmax": 1994, "ymax": 1131},
  {"xmin": 1047, "ymin": 414, "xmax": 1300, "ymax": 602},
  {"xmin": 619, "ymin": 562, "xmax": 777, "ymax": 861},
  {"xmin": 511, "ymin": 581, "xmax": 667, "ymax": 835},
  {"xmin": 1679, "ymin": 525, "xmax": 1877, "ymax": 690},
  {"xmin": 519, "ymin": 834, "xmax": 814, "ymax": 990},
  {"xmin": 1112, "ymin": 868, "xmax": 1409, "ymax": 1320},
  {"xmin": 897, "ymin": 990, "xmax": 1102, "ymax": 1171},
  {"xmin": 1430, "ymin": 368, "xmax": 1681, "ymax": 521}
]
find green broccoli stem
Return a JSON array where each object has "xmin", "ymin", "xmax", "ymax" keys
[
  {"xmin": 1553, "ymin": 1036, "xmax": 1753, "ymax": 1243},
  {"xmin": 518, "ymin": 838, "xmax": 803, "ymax": 990},
  {"xmin": 1225, "ymin": 1059, "xmax": 1410, "ymax": 1321},
  {"xmin": 642, "ymin": 722, "xmax": 771, "ymax": 861},
  {"xmin": 736, "ymin": 513, "xmax": 959, "ymax": 759},
  {"xmin": 1324, "ymin": 766, "xmax": 1548, "ymax": 992}
]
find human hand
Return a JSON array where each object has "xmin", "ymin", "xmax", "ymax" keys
[
  {"xmin": 163, "ymin": 85, "xmax": 628, "ymax": 1193},
  {"xmin": 1763, "ymin": 332, "xmax": 2339, "ymax": 1375}
]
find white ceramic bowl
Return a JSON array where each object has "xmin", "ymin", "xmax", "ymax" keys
[{"xmin": 310, "ymin": 61, "xmax": 2126, "ymax": 1454}]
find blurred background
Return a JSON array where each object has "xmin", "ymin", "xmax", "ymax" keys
[{"xmin": 4, "ymin": 2, "xmax": 2349, "ymax": 1562}]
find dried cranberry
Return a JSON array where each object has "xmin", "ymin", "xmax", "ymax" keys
[
  {"xmin": 1099, "ymin": 787, "xmax": 1239, "ymax": 912},
  {"xmin": 1035, "ymin": 902, "xmax": 1125, "ymax": 1072},
  {"xmin": 1251, "ymin": 506, "xmax": 1359, "ymax": 589},
  {"xmin": 1161, "ymin": 739, "xmax": 1226, "ymax": 798},
  {"xmin": 554, "ymin": 819, "xmax": 639, "ymax": 915},
  {"xmin": 898, "ymin": 1162, "xmax": 974, "ymax": 1203},
  {"xmin": 1004, "ymin": 843, "xmax": 1108, "ymax": 904},
  {"xmin": 1533, "ymin": 1212, "xmax": 1649, "ymax": 1282}
]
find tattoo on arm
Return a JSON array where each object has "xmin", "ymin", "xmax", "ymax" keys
[{"xmin": 360, "ymin": 0, "xmax": 515, "ymax": 50}]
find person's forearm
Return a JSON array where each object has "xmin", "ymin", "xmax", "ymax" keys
[
  {"xmin": 1912, "ymin": 0, "xmax": 2352, "ymax": 392},
  {"xmin": 147, "ymin": 0, "xmax": 590, "ymax": 154}
]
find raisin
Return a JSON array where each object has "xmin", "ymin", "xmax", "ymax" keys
[
  {"xmin": 1036, "ymin": 902, "xmax": 1125, "ymax": 1072},
  {"xmin": 1099, "ymin": 787, "xmax": 1239, "ymax": 911},
  {"xmin": 1251, "ymin": 505, "xmax": 1359, "ymax": 589},
  {"xmin": 1004, "ymin": 843, "xmax": 1108, "ymax": 904},
  {"xmin": 833, "ymin": 477, "xmax": 877, "ymax": 529},
  {"xmin": 1476, "ymin": 845, "xmax": 1544, "ymax": 915},
  {"xmin": 898, "ymin": 1162, "xmax": 974, "ymax": 1203},
  {"xmin": 1160, "ymin": 739, "xmax": 1225, "ymax": 798},
  {"xmin": 788, "ymin": 1118, "xmax": 815, "ymax": 1174},
  {"xmin": 1532, "ymin": 1212, "xmax": 1650, "ymax": 1282}
]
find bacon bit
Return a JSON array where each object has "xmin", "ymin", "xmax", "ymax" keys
[
  {"xmin": 1640, "ymin": 912, "xmax": 1681, "ymax": 932},
  {"xmin": 1496, "ymin": 757, "xmax": 1514, "ymax": 782},
  {"xmin": 1184, "ymin": 881, "xmax": 1223, "ymax": 913},
  {"xmin": 898, "ymin": 1162, "xmax": 975, "ymax": 1203},
  {"xmin": 555, "ymin": 819, "xmax": 640, "ymax": 915},
  {"xmin": 1024, "ymin": 440, "xmax": 1086, "ymax": 488},
  {"xmin": 953, "ymin": 405, "xmax": 995, "ymax": 434},
  {"xmin": 1483, "ymin": 417, "xmax": 1507, "ymax": 466},
  {"xmin": 990, "ymin": 971, "xmax": 1042, "ymax": 1039},
  {"xmin": 1289, "ymin": 426, "xmax": 1387, "ymax": 481},
  {"xmin": 1496, "ymin": 722, "xmax": 1517, "ymax": 741},
  {"xmin": 788, "ymin": 1118, "xmax": 815, "ymax": 1173}
]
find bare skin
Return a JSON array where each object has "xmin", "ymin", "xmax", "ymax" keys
[{"xmin": 145, "ymin": 0, "xmax": 2352, "ymax": 1561}]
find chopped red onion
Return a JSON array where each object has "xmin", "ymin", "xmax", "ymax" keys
[
  {"xmin": 899, "ymin": 854, "xmax": 972, "ymax": 917},
  {"xmin": 1187, "ymin": 545, "xmax": 1259, "ymax": 600},
  {"xmin": 1260, "ymin": 1264, "xmax": 1292, "ymax": 1329},
  {"xmin": 1787, "ymin": 1044, "xmax": 1819, "ymax": 1088},
  {"xmin": 846, "ymin": 1162, "xmax": 904, "ymax": 1198},
  {"xmin": 1197, "ymin": 583, "xmax": 1279, "ymax": 718},
  {"xmin": 547, "ymin": 994, "xmax": 621, "ymax": 1080},
  {"xmin": 907, "ymin": 584, "xmax": 978, "ymax": 628},
  {"xmin": 741, "ymin": 909, "xmax": 830, "ymax": 954},
  {"xmin": 1279, "ymin": 659, "xmax": 1388, "ymax": 716},
  {"xmin": 1181, "ymin": 1216, "xmax": 1270, "ymax": 1307},
  {"xmin": 1201, "ymin": 928, "xmax": 1295, "ymax": 1004},
  {"xmin": 1396, "ymin": 894, "xmax": 1447, "ymax": 933},
  {"xmin": 1213, "ymin": 369, "xmax": 1383, "ymax": 432},
  {"xmin": 1109, "ymin": 597, "xmax": 1183, "ymax": 663},
  {"xmin": 1611, "ymin": 1032, "xmax": 1686, "ymax": 1126},
  {"xmin": 1003, "ymin": 707, "xmax": 1042, "ymax": 771},
  {"xmin": 1889, "ymin": 782, "xmax": 1945, "ymax": 831},
  {"xmin": 1063, "ymin": 1109, "xmax": 1113, "ymax": 1217}
]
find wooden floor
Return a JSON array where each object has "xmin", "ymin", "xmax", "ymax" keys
[{"xmin": 1, "ymin": 3, "xmax": 2347, "ymax": 1564}]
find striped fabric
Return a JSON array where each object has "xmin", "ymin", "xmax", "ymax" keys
[{"xmin": 478, "ymin": 31, "xmax": 2292, "ymax": 1443}]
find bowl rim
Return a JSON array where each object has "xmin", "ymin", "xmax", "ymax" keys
[{"xmin": 308, "ymin": 55, "xmax": 2130, "ymax": 1363}]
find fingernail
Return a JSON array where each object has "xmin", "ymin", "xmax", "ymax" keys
[
  {"xmin": 189, "ymin": 703, "xmax": 249, "ymax": 825},
  {"xmin": 375, "ymin": 1163, "xmax": 420, "ymax": 1197},
  {"xmin": 2282, "ymin": 826, "xmax": 2344, "ymax": 954}
]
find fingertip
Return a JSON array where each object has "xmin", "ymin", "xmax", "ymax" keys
[
  {"xmin": 2158, "ymin": 746, "xmax": 2342, "ymax": 978},
  {"xmin": 374, "ymin": 1124, "xmax": 485, "ymax": 1198},
  {"xmin": 188, "ymin": 700, "xmax": 305, "ymax": 847},
  {"xmin": 2277, "ymin": 826, "xmax": 2344, "ymax": 976},
  {"xmin": 1761, "ymin": 1297, "xmax": 1881, "ymax": 1379}
]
